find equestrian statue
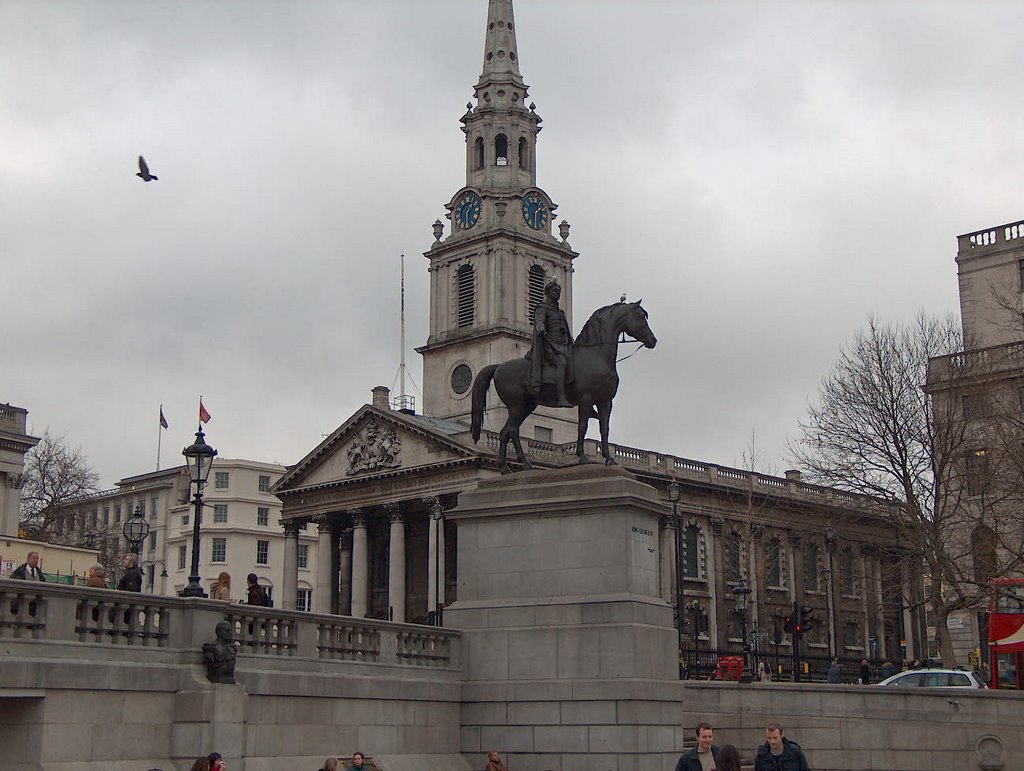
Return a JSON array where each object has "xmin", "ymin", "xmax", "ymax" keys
[{"xmin": 471, "ymin": 279, "xmax": 657, "ymax": 472}]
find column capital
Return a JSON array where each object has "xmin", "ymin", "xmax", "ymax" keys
[
  {"xmin": 424, "ymin": 496, "xmax": 445, "ymax": 519},
  {"xmin": 280, "ymin": 518, "xmax": 304, "ymax": 537},
  {"xmin": 312, "ymin": 512, "xmax": 340, "ymax": 529},
  {"xmin": 348, "ymin": 509, "xmax": 366, "ymax": 528},
  {"xmin": 383, "ymin": 502, "xmax": 402, "ymax": 523},
  {"xmin": 788, "ymin": 531, "xmax": 802, "ymax": 547}
]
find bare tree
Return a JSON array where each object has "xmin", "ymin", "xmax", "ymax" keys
[
  {"xmin": 789, "ymin": 312, "xmax": 1024, "ymax": 665},
  {"xmin": 20, "ymin": 430, "xmax": 100, "ymax": 538}
]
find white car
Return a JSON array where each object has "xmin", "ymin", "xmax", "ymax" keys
[{"xmin": 877, "ymin": 668, "xmax": 988, "ymax": 689}]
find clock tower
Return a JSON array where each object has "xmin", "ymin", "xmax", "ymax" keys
[{"xmin": 417, "ymin": 0, "xmax": 579, "ymax": 443}]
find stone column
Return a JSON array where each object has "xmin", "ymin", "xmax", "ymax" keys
[
  {"xmin": 314, "ymin": 514, "xmax": 334, "ymax": 615},
  {"xmin": 339, "ymin": 529, "xmax": 353, "ymax": 616},
  {"xmin": 281, "ymin": 518, "xmax": 301, "ymax": 611},
  {"xmin": 707, "ymin": 516, "xmax": 723, "ymax": 644},
  {"xmin": 426, "ymin": 496, "xmax": 447, "ymax": 616},
  {"xmin": 350, "ymin": 510, "xmax": 368, "ymax": 618},
  {"xmin": 659, "ymin": 515, "xmax": 674, "ymax": 603},
  {"xmin": 385, "ymin": 503, "xmax": 406, "ymax": 622}
]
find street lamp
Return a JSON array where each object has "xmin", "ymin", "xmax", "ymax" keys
[
  {"xmin": 733, "ymin": 576, "xmax": 753, "ymax": 682},
  {"xmin": 122, "ymin": 505, "xmax": 151, "ymax": 555},
  {"xmin": 668, "ymin": 479, "xmax": 684, "ymax": 678},
  {"xmin": 180, "ymin": 426, "xmax": 217, "ymax": 598}
]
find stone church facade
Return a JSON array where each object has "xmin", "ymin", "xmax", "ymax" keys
[{"xmin": 274, "ymin": 0, "xmax": 923, "ymax": 667}]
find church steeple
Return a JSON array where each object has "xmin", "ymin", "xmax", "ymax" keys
[
  {"xmin": 418, "ymin": 0, "xmax": 578, "ymax": 445},
  {"xmin": 461, "ymin": 0, "xmax": 540, "ymax": 193}
]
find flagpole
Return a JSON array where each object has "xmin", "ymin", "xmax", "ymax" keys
[{"xmin": 157, "ymin": 404, "xmax": 163, "ymax": 471}]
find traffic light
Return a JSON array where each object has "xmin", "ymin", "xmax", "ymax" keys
[
  {"xmin": 783, "ymin": 614, "xmax": 794, "ymax": 634},
  {"xmin": 801, "ymin": 606, "xmax": 816, "ymax": 633}
]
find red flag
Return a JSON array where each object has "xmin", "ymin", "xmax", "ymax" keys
[
  {"xmin": 159, "ymin": 407, "xmax": 168, "ymax": 429},
  {"xmin": 199, "ymin": 399, "xmax": 211, "ymax": 424}
]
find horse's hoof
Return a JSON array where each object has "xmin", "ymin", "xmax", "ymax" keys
[
  {"xmin": 520, "ymin": 462, "xmax": 534, "ymax": 471},
  {"xmin": 604, "ymin": 457, "xmax": 618, "ymax": 466},
  {"xmin": 577, "ymin": 456, "xmax": 594, "ymax": 465}
]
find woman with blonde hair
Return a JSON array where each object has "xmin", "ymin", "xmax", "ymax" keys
[
  {"xmin": 319, "ymin": 758, "xmax": 340, "ymax": 771},
  {"xmin": 211, "ymin": 572, "xmax": 232, "ymax": 601},
  {"xmin": 86, "ymin": 563, "xmax": 107, "ymax": 588}
]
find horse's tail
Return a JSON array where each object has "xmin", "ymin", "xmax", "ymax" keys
[{"xmin": 471, "ymin": 364, "xmax": 499, "ymax": 443}]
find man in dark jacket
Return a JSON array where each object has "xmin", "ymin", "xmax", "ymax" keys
[
  {"xmin": 246, "ymin": 572, "xmax": 271, "ymax": 606},
  {"xmin": 754, "ymin": 722, "xmax": 810, "ymax": 771},
  {"xmin": 117, "ymin": 553, "xmax": 143, "ymax": 592},
  {"xmin": 675, "ymin": 722, "xmax": 719, "ymax": 771},
  {"xmin": 10, "ymin": 551, "xmax": 47, "ymax": 581}
]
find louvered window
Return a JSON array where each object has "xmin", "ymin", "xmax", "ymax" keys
[
  {"xmin": 528, "ymin": 265, "xmax": 545, "ymax": 323},
  {"xmin": 457, "ymin": 264, "xmax": 475, "ymax": 327}
]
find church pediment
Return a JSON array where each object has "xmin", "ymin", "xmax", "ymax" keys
[{"xmin": 274, "ymin": 406, "xmax": 476, "ymax": 494}]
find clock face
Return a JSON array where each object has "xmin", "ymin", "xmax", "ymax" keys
[
  {"xmin": 522, "ymin": 192, "xmax": 549, "ymax": 230},
  {"xmin": 455, "ymin": 191, "xmax": 482, "ymax": 229}
]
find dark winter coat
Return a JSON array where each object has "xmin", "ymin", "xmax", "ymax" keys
[
  {"xmin": 117, "ymin": 566, "xmax": 142, "ymax": 592},
  {"xmin": 674, "ymin": 745, "xmax": 719, "ymax": 771},
  {"xmin": 10, "ymin": 563, "xmax": 47, "ymax": 581},
  {"xmin": 754, "ymin": 738, "xmax": 811, "ymax": 771},
  {"xmin": 247, "ymin": 583, "xmax": 271, "ymax": 607}
]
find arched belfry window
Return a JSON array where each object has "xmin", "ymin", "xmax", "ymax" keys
[
  {"xmin": 683, "ymin": 524, "xmax": 700, "ymax": 579},
  {"xmin": 518, "ymin": 137, "xmax": 529, "ymax": 169},
  {"xmin": 456, "ymin": 264, "xmax": 475, "ymax": 327},
  {"xmin": 495, "ymin": 133, "xmax": 508, "ymax": 166},
  {"xmin": 474, "ymin": 137, "xmax": 484, "ymax": 170},
  {"xmin": 765, "ymin": 537, "xmax": 787, "ymax": 589},
  {"xmin": 527, "ymin": 264, "xmax": 545, "ymax": 323}
]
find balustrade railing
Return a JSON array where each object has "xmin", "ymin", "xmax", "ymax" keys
[{"xmin": 0, "ymin": 579, "xmax": 460, "ymax": 671}]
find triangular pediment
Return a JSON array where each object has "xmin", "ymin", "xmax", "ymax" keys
[{"xmin": 273, "ymin": 406, "xmax": 477, "ymax": 494}]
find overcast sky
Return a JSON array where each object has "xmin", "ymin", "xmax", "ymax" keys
[{"xmin": 4, "ymin": 0, "xmax": 1024, "ymax": 488}]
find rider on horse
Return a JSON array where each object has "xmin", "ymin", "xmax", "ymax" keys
[{"xmin": 526, "ymin": 278, "xmax": 574, "ymax": 407}]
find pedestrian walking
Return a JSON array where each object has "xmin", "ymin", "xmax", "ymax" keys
[
  {"xmin": 716, "ymin": 744, "xmax": 743, "ymax": 771},
  {"xmin": 674, "ymin": 721, "xmax": 719, "ymax": 771},
  {"xmin": 753, "ymin": 722, "xmax": 811, "ymax": 771},
  {"xmin": 246, "ymin": 573, "xmax": 271, "ymax": 606},
  {"xmin": 212, "ymin": 571, "xmax": 232, "ymax": 601},
  {"xmin": 319, "ymin": 758, "xmax": 340, "ymax": 771},
  {"xmin": 859, "ymin": 659, "xmax": 870, "ymax": 685},
  {"xmin": 826, "ymin": 659, "xmax": 842, "ymax": 684},
  {"xmin": 117, "ymin": 553, "xmax": 142, "ymax": 592},
  {"xmin": 485, "ymin": 749, "xmax": 509, "ymax": 771},
  {"xmin": 11, "ymin": 550, "xmax": 46, "ymax": 581}
]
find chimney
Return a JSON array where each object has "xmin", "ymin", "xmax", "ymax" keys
[
  {"xmin": 784, "ymin": 469, "xmax": 802, "ymax": 482},
  {"xmin": 372, "ymin": 386, "xmax": 391, "ymax": 410}
]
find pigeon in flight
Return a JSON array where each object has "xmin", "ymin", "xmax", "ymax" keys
[{"xmin": 136, "ymin": 155, "xmax": 158, "ymax": 182}]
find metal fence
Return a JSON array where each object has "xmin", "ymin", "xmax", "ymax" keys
[{"xmin": 681, "ymin": 643, "xmax": 899, "ymax": 684}]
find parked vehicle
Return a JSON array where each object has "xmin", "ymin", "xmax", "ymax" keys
[{"xmin": 877, "ymin": 668, "xmax": 987, "ymax": 689}]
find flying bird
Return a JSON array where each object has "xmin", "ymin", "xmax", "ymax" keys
[{"xmin": 136, "ymin": 155, "xmax": 158, "ymax": 182}]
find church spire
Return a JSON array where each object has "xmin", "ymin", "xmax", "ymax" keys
[{"xmin": 477, "ymin": 0, "xmax": 525, "ymax": 93}]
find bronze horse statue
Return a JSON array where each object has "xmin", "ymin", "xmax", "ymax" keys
[{"xmin": 471, "ymin": 300, "xmax": 657, "ymax": 472}]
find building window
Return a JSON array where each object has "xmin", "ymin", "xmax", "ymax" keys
[
  {"xmin": 257, "ymin": 507, "xmax": 270, "ymax": 526},
  {"xmin": 474, "ymin": 136, "xmax": 484, "ymax": 169},
  {"xmin": 298, "ymin": 544, "xmax": 309, "ymax": 569},
  {"xmin": 151, "ymin": 497, "xmax": 159, "ymax": 520},
  {"xmin": 296, "ymin": 588, "xmax": 312, "ymax": 613},
  {"xmin": 725, "ymin": 532, "xmax": 743, "ymax": 583},
  {"xmin": 182, "ymin": 513, "xmax": 190, "ymax": 527},
  {"xmin": 683, "ymin": 524, "xmax": 700, "ymax": 579},
  {"xmin": 456, "ymin": 264, "xmax": 475, "ymax": 327},
  {"xmin": 528, "ymin": 264, "xmax": 545, "ymax": 324},
  {"xmin": 843, "ymin": 620, "xmax": 862, "ymax": 649},
  {"xmin": 258, "ymin": 474, "xmax": 271, "ymax": 493},
  {"xmin": 766, "ymin": 538, "xmax": 786, "ymax": 588},
  {"xmin": 257, "ymin": 540, "xmax": 269, "ymax": 565},
  {"xmin": 211, "ymin": 538, "xmax": 227, "ymax": 563},
  {"xmin": 92, "ymin": 509, "xmax": 99, "ymax": 528},
  {"xmin": 148, "ymin": 531, "xmax": 157, "ymax": 552},
  {"xmin": 103, "ymin": 507, "xmax": 110, "ymax": 525},
  {"xmin": 138, "ymin": 499, "xmax": 146, "ymax": 517},
  {"xmin": 451, "ymin": 364, "xmax": 473, "ymax": 395},
  {"xmin": 215, "ymin": 472, "xmax": 229, "ymax": 489},
  {"xmin": 804, "ymin": 544, "xmax": 820, "ymax": 592},
  {"xmin": 114, "ymin": 505, "xmax": 122, "ymax": 524},
  {"xmin": 966, "ymin": 448, "xmax": 990, "ymax": 496},
  {"xmin": 839, "ymin": 548, "xmax": 856, "ymax": 596},
  {"xmin": 178, "ymin": 544, "xmax": 187, "ymax": 570},
  {"xmin": 213, "ymin": 504, "xmax": 228, "ymax": 523},
  {"xmin": 518, "ymin": 136, "xmax": 529, "ymax": 169},
  {"xmin": 534, "ymin": 425, "xmax": 553, "ymax": 443},
  {"xmin": 494, "ymin": 133, "xmax": 508, "ymax": 165}
]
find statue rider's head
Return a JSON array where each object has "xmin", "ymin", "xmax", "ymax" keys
[{"xmin": 545, "ymin": 279, "xmax": 561, "ymax": 302}]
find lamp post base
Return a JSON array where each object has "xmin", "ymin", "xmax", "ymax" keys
[{"xmin": 179, "ymin": 585, "xmax": 208, "ymax": 598}]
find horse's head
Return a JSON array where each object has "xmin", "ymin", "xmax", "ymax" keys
[{"xmin": 622, "ymin": 300, "xmax": 657, "ymax": 349}]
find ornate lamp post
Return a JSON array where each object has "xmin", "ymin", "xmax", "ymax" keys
[
  {"xmin": 122, "ymin": 505, "xmax": 150, "ymax": 556},
  {"xmin": 180, "ymin": 427, "xmax": 217, "ymax": 598},
  {"xmin": 668, "ymin": 479, "xmax": 684, "ymax": 678},
  {"xmin": 733, "ymin": 576, "xmax": 753, "ymax": 682}
]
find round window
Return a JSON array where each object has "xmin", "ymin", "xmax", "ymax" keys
[{"xmin": 451, "ymin": 364, "xmax": 473, "ymax": 394}]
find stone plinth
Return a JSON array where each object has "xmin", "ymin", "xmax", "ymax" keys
[{"xmin": 445, "ymin": 464, "xmax": 676, "ymax": 682}]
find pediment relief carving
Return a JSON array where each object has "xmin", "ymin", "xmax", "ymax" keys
[{"xmin": 347, "ymin": 418, "xmax": 401, "ymax": 476}]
